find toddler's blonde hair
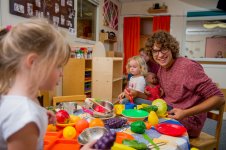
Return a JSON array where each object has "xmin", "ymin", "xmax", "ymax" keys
[
  {"xmin": 0, "ymin": 18, "xmax": 70, "ymax": 94},
  {"xmin": 126, "ymin": 56, "xmax": 148, "ymax": 76}
]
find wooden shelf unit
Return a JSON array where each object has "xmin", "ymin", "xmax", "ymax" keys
[
  {"xmin": 92, "ymin": 57, "xmax": 123, "ymax": 103},
  {"xmin": 63, "ymin": 58, "xmax": 92, "ymax": 97}
]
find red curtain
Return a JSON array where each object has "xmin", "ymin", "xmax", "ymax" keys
[
  {"xmin": 123, "ymin": 17, "xmax": 140, "ymax": 73},
  {"xmin": 152, "ymin": 16, "xmax": 171, "ymax": 32}
]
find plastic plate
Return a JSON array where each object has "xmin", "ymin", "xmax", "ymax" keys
[
  {"xmin": 155, "ymin": 123, "xmax": 187, "ymax": 137},
  {"xmin": 122, "ymin": 109, "xmax": 148, "ymax": 118}
]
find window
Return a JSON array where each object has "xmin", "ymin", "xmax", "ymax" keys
[{"xmin": 76, "ymin": 0, "xmax": 98, "ymax": 41}]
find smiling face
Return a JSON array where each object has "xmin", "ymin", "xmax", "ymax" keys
[{"xmin": 152, "ymin": 42, "xmax": 174, "ymax": 69}]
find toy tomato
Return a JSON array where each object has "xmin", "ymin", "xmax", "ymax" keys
[
  {"xmin": 94, "ymin": 105, "xmax": 105, "ymax": 113},
  {"xmin": 56, "ymin": 110, "xmax": 70, "ymax": 124}
]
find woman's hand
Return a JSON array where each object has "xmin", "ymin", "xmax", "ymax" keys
[
  {"xmin": 47, "ymin": 110, "xmax": 56, "ymax": 124},
  {"xmin": 80, "ymin": 140, "xmax": 97, "ymax": 150},
  {"xmin": 167, "ymin": 108, "xmax": 187, "ymax": 120}
]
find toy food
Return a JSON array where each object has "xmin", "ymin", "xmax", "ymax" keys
[
  {"xmin": 63, "ymin": 126, "xmax": 76, "ymax": 139},
  {"xmin": 69, "ymin": 115, "xmax": 81, "ymax": 123},
  {"xmin": 56, "ymin": 110, "xmax": 70, "ymax": 124},
  {"xmin": 94, "ymin": 105, "xmax": 106, "ymax": 113},
  {"xmin": 89, "ymin": 118, "xmax": 105, "ymax": 127},
  {"xmin": 75, "ymin": 119, "xmax": 89, "ymax": 133},
  {"xmin": 148, "ymin": 111, "xmax": 159, "ymax": 126},
  {"xmin": 152, "ymin": 99, "xmax": 167, "ymax": 117},
  {"xmin": 93, "ymin": 131, "xmax": 116, "ymax": 149},
  {"xmin": 122, "ymin": 139, "xmax": 147, "ymax": 150},
  {"xmin": 115, "ymin": 132, "xmax": 135, "ymax": 144},
  {"xmin": 104, "ymin": 117, "xmax": 127, "ymax": 129},
  {"xmin": 130, "ymin": 121, "xmax": 146, "ymax": 134}
]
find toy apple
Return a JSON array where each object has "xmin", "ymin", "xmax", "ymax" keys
[{"xmin": 56, "ymin": 110, "xmax": 70, "ymax": 124}]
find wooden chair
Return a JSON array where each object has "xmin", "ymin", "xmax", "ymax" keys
[
  {"xmin": 190, "ymin": 102, "xmax": 225, "ymax": 150},
  {"xmin": 53, "ymin": 95, "xmax": 86, "ymax": 107}
]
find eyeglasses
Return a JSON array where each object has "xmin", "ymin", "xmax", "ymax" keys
[{"xmin": 151, "ymin": 48, "xmax": 169, "ymax": 56}]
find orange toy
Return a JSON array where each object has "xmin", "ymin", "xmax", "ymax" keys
[
  {"xmin": 75, "ymin": 119, "xmax": 89, "ymax": 133},
  {"xmin": 115, "ymin": 132, "xmax": 135, "ymax": 144},
  {"xmin": 44, "ymin": 130, "xmax": 80, "ymax": 150},
  {"xmin": 47, "ymin": 124, "xmax": 57, "ymax": 132},
  {"xmin": 89, "ymin": 118, "xmax": 105, "ymax": 127},
  {"xmin": 145, "ymin": 122, "xmax": 152, "ymax": 130}
]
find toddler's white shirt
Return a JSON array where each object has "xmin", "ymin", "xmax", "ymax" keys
[{"xmin": 128, "ymin": 76, "xmax": 146, "ymax": 93}]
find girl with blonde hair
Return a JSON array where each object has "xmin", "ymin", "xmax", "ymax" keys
[
  {"xmin": 0, "ymin": 18, "xmax": 71, "ymax": 150},
  {"xmin": 119, "ymin": 56, "xmax": 153, "ymax": 105}
]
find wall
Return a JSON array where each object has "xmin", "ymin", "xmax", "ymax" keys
[
  {"xmin": 0, "ymin": 0, "xmax": 121, "ymax": 48},
  {"xmin": 119, "ymin": 0, "xmax": 219, "ymax": 55}
]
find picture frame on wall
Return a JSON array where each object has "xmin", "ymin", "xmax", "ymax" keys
[{"xmin": 9, "ymin": 0, "xmax": 75, "ymax": 29}]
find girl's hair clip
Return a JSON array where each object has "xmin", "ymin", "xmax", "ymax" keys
[
  {"xmin": 5, "ymin": 25, "xmax": 12, "ymax": 31},
  {"xmin": 0, "ymin": 25, "xmax": 12, "ymax": 37}
]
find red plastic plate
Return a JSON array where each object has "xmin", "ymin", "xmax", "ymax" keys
[{"xmin": 155, "ymin": 123, "xmax": 187, "ymax": 137}]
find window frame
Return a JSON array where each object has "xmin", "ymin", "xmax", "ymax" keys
[{"xmin": 74, "ymin": 0, "xmax": 99, "ymax": 44}]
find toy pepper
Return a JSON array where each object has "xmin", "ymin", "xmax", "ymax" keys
[
  {"xmin": 130, "ymin": 120, "xmax": 146, "ymax": 134},
  {"xmin": 122, "ymin": 139, "xmax": 147, "ymax": 150}
]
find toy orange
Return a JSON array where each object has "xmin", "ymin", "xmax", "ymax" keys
[
  {"xmin": 46, "ymin": 124, "xmax": 57, "ymax": 132},
  {"xmin": 70, "ymin": 115, "xmax": 81, "ymax": 123},
  {"xmin": 75, "ymin": 119, "xmax": 89, "ymax": 133},
  {"xmin": 115, "ymin": 132, "xmax": 134, "ymax": 144},
  {"xmin": 89, "ymin": 118, "xmax": 105, "ymax": 127},
  {"xmin": 63, "ymin": 126, "xmax": 76, "ymax": 139}
]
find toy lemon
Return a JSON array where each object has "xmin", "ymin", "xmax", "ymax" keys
[{"xmin": 63, "ymin": 126, "xmax": 76, "ymax": 139}]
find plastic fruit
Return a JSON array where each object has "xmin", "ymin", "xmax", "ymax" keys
[
  {"xmin": 75, "ymin": 119, "xmax": 89, "ymax": 133},
  {"xmin": 94, "ymin": 105, "xmax": 106, "ymax": 113},
  {"xmin": 89, "ymin": 118, "xmax": 105, "ymax": 127},
  {"xmin": 63, "ymin": 126, "xmax": 76, "ymax": 139},
  {"xmin": 70, "ymin": 115, "xmax": 81, "ymax": 123},
  {"xmin": 152, "ymin": 99, "xmax": 167, "ymax": 117},
  {"xmin": 56, "ymin": 110, "xmax": 70, "ymax": 124},
  {"xmin": 148, "ymin": 111, "xmax": 159, "ymax": 126},
  {"xmin": 46, "ymin": 124, "xmax": 57, "ymax": 132}
]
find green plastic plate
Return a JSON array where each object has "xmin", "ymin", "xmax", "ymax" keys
[{"xmin": 122, "ymin": 109, "xmax": 148, "ymax": 118}]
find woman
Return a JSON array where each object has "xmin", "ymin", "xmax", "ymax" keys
[{"xmin": 130, "ymin": 31, "xmax": 225, "ymax": 138}]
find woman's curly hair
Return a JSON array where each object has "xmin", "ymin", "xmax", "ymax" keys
[{"xmin": 145, "ymin": 30, "xmax": 180, "ymax": 59}]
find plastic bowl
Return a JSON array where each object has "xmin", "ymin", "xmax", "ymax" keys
[
  {"xmin": 77, "ymin": 127, "xmax": 108, "ymax": 145},
  {"xmin": 122, "ymin": 109, "xmax": 148, "ymax": 121},
  {"xmin": 91, "ymin": 100, "xmax": 114, "ymax": 118}
]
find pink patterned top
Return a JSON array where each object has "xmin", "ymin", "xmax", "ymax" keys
[{"xmin": 158, "ymin": 57, "xmax": 223, "ymax": 137}]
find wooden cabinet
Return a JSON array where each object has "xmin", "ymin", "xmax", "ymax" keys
[
  {"xmin": 92, "ymin": 57, "xmax": 123, "ymax": 103},
  {"xmin": 63, "ymin": 58, "xmax": 92, "ymax": 97}
]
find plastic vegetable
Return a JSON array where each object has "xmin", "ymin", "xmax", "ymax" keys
[
  {"xmin": 105, "ymin": 117, "xmax": 127, "ymax": 129},
  {"xmin": 56, "ymin": 110, "xmax": 70, "ymax": 124},
  {"xmin": 130, "ymin": 121, "xmax": 146, "ymax": 134},
  {"xmin": 111, "ymin": 143, "xmax": 136, "ymax": 150},
  {"xmin": 152, "ymin": 99, "xmax": 167, "ymax": 117},
  {"xmin": 93, "ymin": 131, "xmax": 116, "ymax": 149},
  {"xmin": 140, "ymin": 105, "xmax": 158, "ymax": 112},
  {"xmin": 122, "ymin": 139, "xmax": 147, "ymax": 150},
  {"xmin": 115, "ymin": 132, "xmax": 135, "ymax": 144},
  {"xmin": 148, "ymin": 111, "xmax": 159, "ymax": 126}
]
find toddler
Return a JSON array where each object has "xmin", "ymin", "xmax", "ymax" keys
[
  {"xmin": 119, "ymin": 56, "xmax": 149, "ymax": 104},
  {"xmin": 145, "ymin": 72, "xmax": 164, "ymax": 101}
]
